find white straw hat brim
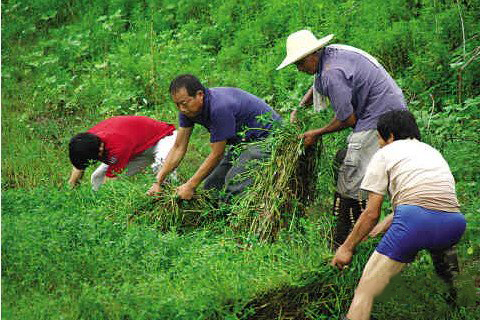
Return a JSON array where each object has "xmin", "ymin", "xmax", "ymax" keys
[{"xmin": 276, "ymin": 33, "xmax": 334, "ymax": 70}]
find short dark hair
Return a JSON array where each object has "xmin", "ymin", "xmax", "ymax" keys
[
  {"xmin": 377, "ymin": 110, "xmax": 421, "ymax": 142},
  {"xmin": 68, "ymin": 133, "xmax": 102, "ymax": 169},
  {"xmin": 169, "ymin": 74, "xmax": 205, "ymax": 97}
]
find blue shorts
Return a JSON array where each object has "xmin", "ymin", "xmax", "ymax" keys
[{"xmin": 376, "ymin": 205, "xmax": 466, "ymax": 263}]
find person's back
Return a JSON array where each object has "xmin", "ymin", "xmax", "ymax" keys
[
  {"xmin": 370, "ymin": 139, "xmax": 459, "ymax": 212},
  {"xmin": 68, "ymin": 115, "xmax": 176, "ymax": 190},
  {"xmin": 316, "ymin": 46, "xmax": 407, "ymax": 132},
  {"xmin": 88, "ymin": 116, "xmax": 174, "ymax": 157}
]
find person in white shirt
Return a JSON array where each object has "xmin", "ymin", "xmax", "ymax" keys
[{"xmin": 331, "ymin": 110, "xmax": 466, "ymax": 320}]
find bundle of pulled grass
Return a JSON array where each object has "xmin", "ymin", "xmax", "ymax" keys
[
  {"xmin": 229, "ymin": 125, "xmax": 322, "ymax": 242},
  {"xmin": 130, "ymin": 185, "xmax": 221, "ymax": 233},
  {"xmin": 129, "ymin": 125, "xmax": 321, "ymax": 238}
]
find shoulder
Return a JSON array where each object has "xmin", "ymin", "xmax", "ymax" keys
[
  {"xmin": 178, "ymin": 112, "xmax": 194, "ymax": 127},
  {"xmin": 368, "ymin": 148, "xmax": 387, "ymax": 168},
  {"xmin": 209, "ymin": 87, "xmax": 250, "ymax": 110},
  {"xmin": 209, "ymin": 87, "xmax": 234, "ymax": 106},
  {"xmin": 380, "ymin": 139, "xmax": 440, "ymax": 165},
  {"xmin": 209, "ymin": 87, "xmax": 249, "ymax": 101},
  {"xmin": 321, "ymin": 66, "xmax": 349, "ymax": 88}
]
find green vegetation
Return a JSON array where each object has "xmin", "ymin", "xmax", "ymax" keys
[{"xmin": 2, "ymin": 0, "xmax": 479, "ymax": 319}]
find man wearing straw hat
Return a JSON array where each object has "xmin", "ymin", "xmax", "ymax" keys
[
  {"xmin": 147, "ymin": 74, "xmax": 281, "ymax": 200},
  {"xmin": 276, "ymin": 30, "xmax": 407, "ymax": 249}
]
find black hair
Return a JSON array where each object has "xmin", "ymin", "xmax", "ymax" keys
[
  {"xmin": 377, "ymin": 110, "xmax": 421, "ymax": 142},
  {"xmin": 169, "ymin": 74, "xmax": 205, "ymax": 97},
  {"xmin": 68, "ymin": 132, "xmax": 102, "ymax": 170}
]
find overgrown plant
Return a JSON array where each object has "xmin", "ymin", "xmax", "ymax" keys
[
  {"xmin": 130, "ymin": 185, "xmax": 222, "ymax": 232},
  {"xmin": 229, "ymin": 124, "xmax": 322, "ymax": 242}
]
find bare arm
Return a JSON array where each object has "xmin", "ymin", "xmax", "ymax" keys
[
  {"xmin": 177, "ymin": 140, "xmax": 226, "ymax": 200},
  {"xmin": 290, "ymin": 87, "xmax": 314, "ymax": 123},
  {"xmin": 68, "ymin": 167, "xmax": 84, "ymax": 188},
  {"xmin": 300, "ymin": 86, "xmax": 314, "ymax": 107},
  {"xmin": 147, "ymin": 127, "xmax": 192, "ymax": 195},
  {"xmin": 331, "ymin": 192, "xmax": 384, "ymax": 269},
  {"xmin": 301, "ymin": 113, "xmax": 357, "ymax": 146}
]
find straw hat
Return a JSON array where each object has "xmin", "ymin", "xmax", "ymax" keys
[{"xmin": 276, "ymin": 30, "xmax": 334, "ymax": 70}]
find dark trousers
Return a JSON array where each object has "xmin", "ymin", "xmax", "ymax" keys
[{"xmin": 203, "ymin": 144, "xmax": 269, "ymax": 196}]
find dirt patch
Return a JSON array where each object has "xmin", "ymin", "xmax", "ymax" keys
[{"xmin": 237, "ymin": 278, "xmax": 339, "ymax": 320}]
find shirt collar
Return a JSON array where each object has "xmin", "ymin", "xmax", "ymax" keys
[
  {"xmin": 316, "ymin": 49, "xmax": 326, "ymax": 75},
  {"xmin": 189, "ymin": 88, "xmax": 211, "ymax": 124},
  {"xmin": 203, "ymin": 88, "xmax": 211, "ymax": 115}
]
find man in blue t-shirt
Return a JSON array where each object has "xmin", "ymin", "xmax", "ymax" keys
[
  {"xmin": 147, "ymin": 74, "xmax": 281, "ymax": 200},
  {"xmin": 277, "ymin": 30, "xmax": 407, "ymax": 249}
]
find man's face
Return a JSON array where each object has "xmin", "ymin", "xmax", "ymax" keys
[
  {"xmin": 171, "ymin": 87, "xmax": 204, "ymax": 118},
  {"xmin": 295, "ymin": 53, "xmax": 318, "ymax": 75}
]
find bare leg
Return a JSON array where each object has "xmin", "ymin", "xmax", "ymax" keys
[{"xmin": 347, "ymin": 251, "xmax": 405, "ymax": 320}]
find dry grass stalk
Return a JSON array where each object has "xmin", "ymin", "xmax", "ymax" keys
[{"xmin": 230, "ymin": 126, "xmax": 321, "ymax": 242}]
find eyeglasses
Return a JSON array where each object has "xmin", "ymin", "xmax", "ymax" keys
[{"xmin": 177, "ymin": 97, "xmax": 194, "ymax": 107}]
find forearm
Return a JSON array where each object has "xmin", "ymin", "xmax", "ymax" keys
[
  {"xmin": 306, "ymin": 114, "xmax": 356, "ymax": 140},
  {"xmin": 299, "ymin": 87, "xmax": 314, "ymax": 107},
  {"xmin": 68, "ymin": 168, "xmax": 84, "ymax": 188},
  {"xmin": 343, "ymin": 209, "xmax": 380, "ymax": 251},
  {"xmin": 155, "ymin": 147, "xmax": 186, "ymax": 184},
  {"xmin": 380, "ymin": 213, "xmax": 394, "ymax": 231},
  {"xmin": 322, "ymin": 115, "xmax": 356, "ymax": 134},
  {"xmin": 186, "ymin": 152, "xmax": 223, "ymax": 188}
]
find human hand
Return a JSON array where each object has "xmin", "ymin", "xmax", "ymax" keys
[
  {"xmin": 331, "ymin": 245, "xmax": 353, "ymax": 270},
  {"xmin": 68, "ymin": 181, "xmax": 79, "ymax": 189},
  {"xmin": 146, "ymin": 182, "xmax": 161, "ymax": 196},
  {"xmin": 177, "ymin": 183, "xmax": 195, "ymax": 200},
  {"xmin": 299, "ymin": 130, "xmax": 318, "ymax": 147}
]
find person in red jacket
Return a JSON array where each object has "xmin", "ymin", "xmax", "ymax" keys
[{"xmin": 68, "ymin": 116, "xmax": 176, "ymax": 191}]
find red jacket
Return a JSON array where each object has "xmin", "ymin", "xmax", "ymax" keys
[{"xmin": 88, "ymin": 116, "xmax": 175, "ymax": 177}]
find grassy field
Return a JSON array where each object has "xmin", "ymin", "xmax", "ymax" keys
[{"xmin": 2, "ymin": 0, "xmax": 480, "ymax": 319}]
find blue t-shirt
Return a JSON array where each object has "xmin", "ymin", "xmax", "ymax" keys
[
  {"xmin": 179, "ymin": 87, "xmax": 282, "ymax": 144},
  {"xmin": 314, "ymin": 46, "xmax": 407, "ymax": 132}
]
